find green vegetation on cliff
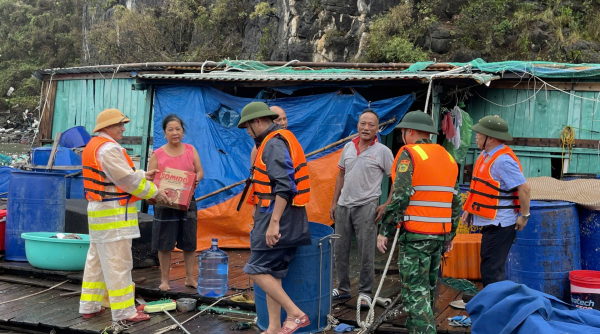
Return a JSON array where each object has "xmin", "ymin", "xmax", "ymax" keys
[{"xmin": 0, "ymin": 0, "xmax": 82, "ymax": 111}]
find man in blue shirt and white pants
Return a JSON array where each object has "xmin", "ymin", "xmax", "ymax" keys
[{"xmin": 462, "ymin": 115, "xmax": 531, "ymax": 288}]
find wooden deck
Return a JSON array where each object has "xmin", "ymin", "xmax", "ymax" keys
[{"xmin": 0, "ymin": 246, "xmax": 477, "ymax": 333}]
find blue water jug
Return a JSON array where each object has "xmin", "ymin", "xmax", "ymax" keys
[{"xmin": 197, "ymin": 238, "xmax": 229, "ymax": 297}]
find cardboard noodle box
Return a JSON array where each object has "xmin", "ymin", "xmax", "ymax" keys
[{"xmin": 154, "ymin": 167, "xmax": 195, "ymax": 211}]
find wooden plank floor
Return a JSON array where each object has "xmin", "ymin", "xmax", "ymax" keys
[{"xmin": 0, "ymin": 245, "xmax": 478, "ymax": 333}]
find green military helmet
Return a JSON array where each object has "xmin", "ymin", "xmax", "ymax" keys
[
  {"xmin": 396, "ymin": 110, "xmax": 438, "ymax": 135},
  {"xmin": 237, "ymin": 102, "xmax": 279, "ymax": 129},
  {"xmin": 471, "ymin": 115, "xmax": 513, "ymax": 141}
]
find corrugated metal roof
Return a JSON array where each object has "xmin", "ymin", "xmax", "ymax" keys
[
  {"xmin": 32, "ymin": 61, "xmax": 456, "ymax": 77},
  {"xmin": 134, "ymin": 71, "xmax": 497, "ymax": 84}
]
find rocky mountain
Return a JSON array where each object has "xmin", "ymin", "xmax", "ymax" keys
[{"xmin": 81, "ymin": 0, "xmax": 600, "ymax": 64}]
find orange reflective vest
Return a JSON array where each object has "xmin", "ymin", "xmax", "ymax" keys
[
  {"xmin": 247, "ymin": 130, "xmax": 310, "ymax": 207},
  {"xmin": 82, "ymin": 136, "xmax": 142, "ymax": 206},
  {"xmin": 463, "ymin": 146, "xmax": 522, "ymax": 219},
  {"xmin": 390, "ymin": 143, "xmax": 458, "ymax": 235}
]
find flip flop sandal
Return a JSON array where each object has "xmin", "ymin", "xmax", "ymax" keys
[
  {"xmin": 125, "ymin": 311, "xmax": 151, "ymax": 323},
  {"xmin": 332, "ymin": 289, "xmax": 351, "ymax": 300},
  {"xmin": 82, "ymin": 307, "xmax": 105, "ymax": 319},
  {"xmin": 359, "ymin": 294, "xmax": 372, "ymax": 309},
  {"xmin": 277, "ymin": 315, "xmax": 310, "ymax": 334}
]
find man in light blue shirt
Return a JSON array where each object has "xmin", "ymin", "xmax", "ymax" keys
[{"xmin": 462, "ymin": 115, "xmax": 531, "ymax": 287}]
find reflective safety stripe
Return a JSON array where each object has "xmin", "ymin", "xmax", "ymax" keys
[
  {"xmin": 108, "ymin": 285, "xmax": 134, "ymax": 297},
  {"xmin": 146, "ymin": 183, "xmax": 157, "ymax": 199},
  {"xmin": 447, "ymin": 153, "xmax": 456, "ymax": 164},
  {"xmin": 110, "ymin": 298, "xmax": 135, "ymax": 310},
  {"xmin": 82, "ymin": 281, "xmax": 106, "ymax": 290},
  {"xmin": 404, "ymin": 215, "xmax": 452, "ymax": 223},
  {"xmin": 80, "ymin": 293, "xmax": 104, "ymax": 302},
  {"xmin": 413, "ymin": 185, "xmax": 457, "ymax": 194},
  {"xmin": 408, "ymin": 200, "xmax": 452, "ymax": 208},
  {"xmin": 412, "ymin": 145, "xmax": 429, "ymax": 161},
  {"xmin": 130, "ymin": 178, "xmax": 148, "ymax": 197},
  {"xmin": 88, "ymin": 219, "xmax": 138, "ymax": 231},
  {"xmin": 88, "ymin": 207, "xmax": 137, "ymax": 219}
]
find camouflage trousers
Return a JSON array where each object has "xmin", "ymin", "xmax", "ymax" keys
[{"xmin": 398, "ymin": 239, "xmax": 444, "ymax": 334}]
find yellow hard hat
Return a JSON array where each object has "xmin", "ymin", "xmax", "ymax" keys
[{"xmin": 93, "ymin": 108, "xmax": 131, "ymax": 133}]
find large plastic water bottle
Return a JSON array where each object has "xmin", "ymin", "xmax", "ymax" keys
[{"xmin": 197, "ymin": 238, "xmax": 229, "ymax": 297}]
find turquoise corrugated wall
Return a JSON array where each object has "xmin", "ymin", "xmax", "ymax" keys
[
  {"xmin": 52, "ymin": 79, "xmax": 151, "ymax": 156},
  {"xmin": 466, "ymin": 88, "xmax": 600, "ymax": 177}
]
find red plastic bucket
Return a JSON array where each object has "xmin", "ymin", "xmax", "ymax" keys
[
  {"xmin": 0, "ymin": 209, "xmax": 6, "ymax": 251},
  {"xmin": 570, "ymin": 270, "xmax": 600, "ymax": 310}
]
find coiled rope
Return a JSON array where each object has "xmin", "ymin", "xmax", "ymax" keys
[
  {"xmin": 356, "ymin": 227, "xmax": 401, "ymax": 333},
  {"xmin": 560, "ymin": 125, "xmax": 576, "ymax": 177}
]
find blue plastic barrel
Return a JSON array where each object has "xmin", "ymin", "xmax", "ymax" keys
[
  {"xmin": 68, "ymin": 174, "xmax": 85, "ymax": 199},
  {"xmin": 562, "ymin": 173, "xmax": 600, "ymax": 181},
  {"xmin": 577, "ymin": 207, "xmax": 600, "ymax": 270},
  {"xmin": 31, "ymin": 147, "xmax": 81, "ymax": 166},
  {"xmin": 5, "ymin": 171, "xmax": 66, "ymax": 261},
  {"xmin": 508, "ymin": 201, "xmax": 581, "ymax": 301},
  {"xmin": 254, "ymin": 222, "xmax": 333, "ymax": 334},
  {"xmin": 0, "ymin": 167, "xmax": 15, "ymax": 199},
  {"xmin": 59, "ymin": 126, "xmax": 91, "ymax": 148}
]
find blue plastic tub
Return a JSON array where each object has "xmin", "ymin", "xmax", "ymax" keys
[
  {"xmin": 508, "ymin": 201, "xmax": 581, "ymax": 301},
  {"xmin": 31, "ymin": 147, "xmax": 81, "ymax": 166},
  {"xmin": 59, "ymin": 126, "xmax": 91, "ymax": 148},
  {"xmin": 21, "ymin": 232, "xmax": 89, "ymax": 270},
  {"xmin": 254, "ymin": 222, "xmax": 334, "ymax": 333},
  {"xmin": 5, "ymin": 171, "xmax": 66, "ymax": 261}
]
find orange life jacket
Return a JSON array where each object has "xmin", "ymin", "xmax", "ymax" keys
[
  {"xmin": 463, "ymin": 146, "xmax": 522, "ymax": 219},
  {"xmin": 82, "ymin": 136, "xmax": 142, "ymax": 206},
  {"xmin": 390, "ymin": 143, "xmax": 458, "ymax": 235},
  {"xmin": 247, "ymin": 130, "xmax": 310, "ymax": 207}
]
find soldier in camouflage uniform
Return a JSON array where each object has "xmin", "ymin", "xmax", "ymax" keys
[{"xmin": 377, "ymin": 111, "xmax": 462, "ymax": 334}]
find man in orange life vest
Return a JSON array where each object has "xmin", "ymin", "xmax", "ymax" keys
[
  {"xmin": 250, "ymin": 106, "xmax": 288, "ymax": 165},
  {"xmin": 377, "ymin": 111, "xmax": 461, "ymax": 334},
  {"xmin": 462, "ymin": 115, "xmax": 531, "ymax": 288},
  {"xmin": 238, "ymin": 102, "xmax": 311, "ymax": 334},
  {"xmin": 79, "ymin": 109, "xmax": 169, "ymax": 323}
]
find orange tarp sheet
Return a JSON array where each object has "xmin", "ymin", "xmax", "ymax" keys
[{"xmin": 195, "ymin": 149, "xmax": 342, "ymax": 251}]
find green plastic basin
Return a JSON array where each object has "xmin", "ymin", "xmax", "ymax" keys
[{"xmin": 21, "ymin": 232, "xmax": 90, "ymax": 271}]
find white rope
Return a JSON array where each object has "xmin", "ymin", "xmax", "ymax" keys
[
  {"xmin": 107, "ymin": 64, "xmax": 122, "ymax": 106},
  {"xmin": 201, "ymin": 60, "xmax": 210, "ymax": 74},
  {"xmin": 0, "ymin": 280, "xmax": 68, "ymax": 305},
  {"xmin": 356, "ymin": 227, "xmax": 401, "ymax": 333},
  {"xmin": 474, "ymin": 82, "xmax": 547, "ymax": 108},
  {"xmin": 152, "ymin": 291, "xmax": 247, "ymax": 334}
]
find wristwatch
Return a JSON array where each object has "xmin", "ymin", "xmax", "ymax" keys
[{"xmin": 521, "ymin": 213, "xmax": 531, "ymax": 220}]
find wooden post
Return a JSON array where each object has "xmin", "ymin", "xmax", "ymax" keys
[
  {"xmin": 35, "ymin": 80, "xmax": 58, "ymax": 147},
  {"xmin": 140, "ymin": 85, "xmax": 153, "ymax": 213},
  {"xmin": 431, "ymin": 89, "xmax": 441, "ymax": 143},
  {"xmin": 140, "ymin": 85, "xmax": 154, "ymax": 171}
]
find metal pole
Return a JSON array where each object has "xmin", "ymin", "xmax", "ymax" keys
[{"xmin": 162, "ymin": 309, "xmax": 191, "ymax": 334}]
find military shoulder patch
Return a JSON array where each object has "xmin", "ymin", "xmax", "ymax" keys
[{"xmin": 398, "ymin": 159, "xmax": 410, "ymax": 173}]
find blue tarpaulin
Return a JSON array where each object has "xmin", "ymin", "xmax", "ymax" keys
[
  {"xmin": 467, "ymin": 281, "xmax": 600, "ymax": 334},
  {"xmin": 153, "ymin": 85, "xmax": 414, "ymax": 210}
]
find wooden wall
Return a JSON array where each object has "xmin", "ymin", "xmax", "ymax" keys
[
  {"xmin": 50, "ymin": 78, "xmax": 152, "ymax": 156},
  {"xmin": 465, "ymin": 86, "xmax": 600, "ymax": 178}
]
